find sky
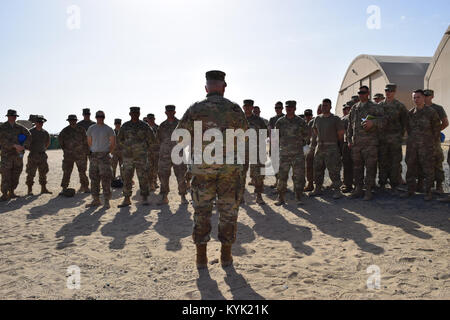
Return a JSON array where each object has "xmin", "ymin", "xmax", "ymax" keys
[{"xmin": 1, "ymin": 0, "xmax": 449, "ymax": 133}]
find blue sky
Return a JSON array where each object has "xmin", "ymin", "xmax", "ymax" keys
[{"xmin": 1, "ymin": 0, "xmax": 449, "ymax": 133}]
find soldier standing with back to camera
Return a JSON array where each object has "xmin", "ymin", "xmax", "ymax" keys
[
  {"xmin": 26, "ymin": 115, "xmax": 52, "ymax": 195},
  {"xmin": 0, "ymin": 109, "xmax": 31, "ymax": 201},
  {"xmin": 157, "ymin": 105, "xmax": 188, "ymax": 205},
  {"xmin": 177, "ymin": 70, "xmax": 248, "ymax": 269},
  {"xmin": 58, "ymin": 114, "xmax": 90, "ymax": 195},
  {"xmin": 116, "ymin": 107, "xmax": 155, "ymax": 207},
  {"xmin": 377, "ymin": 84, "xmax": 408, "ymax": 195},
  {"xmin": 347, "ymin": 86, "xmax": 385, "ymax": 201}
]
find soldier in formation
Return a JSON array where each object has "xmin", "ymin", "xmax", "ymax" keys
[
  {"xmin": 268, "ymin": 101, "xmax": 285, "ymax": 189},
  {"xmin": 145, "ymin": 113, "xmax": 160, "ymax": 192},
  {"xmin": 111, "ymin": 119, "xmax": 123, "ymax": 179}
]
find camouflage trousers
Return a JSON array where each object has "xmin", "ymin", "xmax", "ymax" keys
[
  {"xmin": 305, "ymin": 149, "xmax": 315, "ymax": 184},
  {"xmin": 111, "ymin": 152, "xmax": 123, "ymax": 178},
  {"xmin": 122, "ymin": 155, "xmax": 150, "ymax": 197},
  {"xmin": 341, "ymin": 143, "xmax": 353, "ymax": 188},
  {"xmin": 26, "ymin": 152, "xmax": 49, "ymax": 187},
  {"xmin": 351, "ymin": 144, "xmax": 378, "ymax": 189},
  {"xmin": 378, "ymin": 139, "xmax": 403, "ymax": 187},
  {"xmin": 406, "ymin": 142, "xmax": 435, "ymax": 193},
  {"xmin": 1, "ymin": 154, "xmax": 23, "ymax": 194},
  {"xmin": 277, "ymin": 153, "xmax": 305, "ymax": 195},
  {"xmin": 417, "ymin": 144, "xmax": 445, "ymax": 186},
  {"xmin": 158, "ymin": 156, "xmax": 187, "ymax": 196},
  {"xmin": 89, "ymin": 152, "xmax": 113, "ymax": 199},
  {"xmin": 191, "ymin": 165, "xmax": 241, "ymax": 245},
  {"xmin": 148, "ymin": 150, "xmax": 159, "ymax": 188},
  {"xmin": 239, "ymin": 163, "xmax": 264, "ymax": 199},
  {"xmin": 61, "ymin": 153, "xmax": 89, "ymax": 189},
  {"xmin": 314, "ymin": 145, "xmax": 342, "ymax": 189}
]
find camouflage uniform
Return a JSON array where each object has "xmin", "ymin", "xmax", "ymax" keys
[
  {"xmin": 429, "ymin": 103, "xmax": 447, "ymax": 186},
  {"xmin": 268, "ymin": 113, "xmax": 285, "ymax": 186},
  {"xmin": 378, "ymin": 99, "xmax": 408, "ymax": 188},
  {"xmin": 111, "ymin": 128, "xmax": 123, "ymax": 178},
  {"xmin": 58, "ymin": 125, "xmax": 90, "ymax": 189},
  {"xmin": 148, "ymin": 123, "xmax": 160, "ymax": 188},
  {"xmin": 305, "ymin": 118, "xmax": 316, "ymax": 186},
  {"xmin": 275, "ymin": 115, "xmax": 308, "ymax": 196},
  {"xmin": 341, "ymin": 113, "xmax": 353, "ymax": 189},
  {"xmin": 157, "ymin": 118, "xmax": 187, "ymax": 196},
  {"xmin": 347, "ymin": 101, "xmax": 385, "ymax": 190},
  {"xmin": 89, "ymin": 152, "xmax": 113, "ymax": 199},
  {"xmin": 26, "ymin": 127, "xmax": 50, "ymax": 188},
  {"xmin": 77, "ymin": 120, "xmax": 96, "ymax": 132},
  {"xmin": 405, "ymin": 107, "xmax": 441, "ymax": 193},
  {"xmin": 177, "ymin": 92, "xmax": 248, "ymax": 245},
  {"xmin": 117, "ymin": 120, "xmax": 155, "ymax": 197},
  {"xmin": 0, "ymin": 122, "xmax": 31, "ymax": 195},
  {"xmin": 312, "ymin": 114, "xmax": 344, "ymax": 190},
  {"xmin": 239, "ymin": 114, "xmax": 268, "ymax": 199}
]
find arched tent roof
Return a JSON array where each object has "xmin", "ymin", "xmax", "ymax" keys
[
  {"xmin": 425, "ymin": 25, "xmax": 450, "ymax": 85},
  {"xmin": 337, "ymin": 54, "xmax": 431, "ymax": 115}
]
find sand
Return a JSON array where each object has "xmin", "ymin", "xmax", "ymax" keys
[{"xmin": 0, "ymin": 149, "xmax": 449, "ymax": 300}]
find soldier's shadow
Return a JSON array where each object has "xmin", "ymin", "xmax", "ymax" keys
[
  {"xmin": 196, "ymin": 268, "xmax": 226, "ymax": 300},
  {"xmin": 224, "ymin": 265, "xmax": 265, "ymax": 300},
  {"xmin": 153, "ymin": 203, "xmax": 192, "ymax": 251},
  {"xmin": 55, "ymin": 207, "xmax": 108, "ymax": 249},
  {"xmin": 0, "ymin": 196, "xmax": 36, "ymax": 215},
  {"xmin": 100, "ymin": 206, "xmax": 153, "ymax": 250},
  {"xmin": 27, "ymin": 194, "xmax": 88, "ymax": 220},
  {"xmin": 244, "ymin": 204, "xmax": 314, "ymax": 256}
]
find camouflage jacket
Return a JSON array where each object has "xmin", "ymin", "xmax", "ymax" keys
[
  {"xmin": 275, "ymin": 115, "xmax": 308, "ymax": 156},
  {"xmin": 157, "ymin": 118, "xmax": 183, "ymax": 156},
  {"xmin": 379, "ymin": 99, "xmax": 408, "ymax": 143},
  {"xmin": 406, "ymin": 107, "xmax": 441, "ymax": 146},
  {"xmin": 77, "ymin": 120, "xmax": 96, "ymax": 132},
  {"xmin": 117, "ymin": 120, "xmax": 155, "ymax": 158},
  {"xmin": 0, "ymin": 121, "xmax": 32, "ymax": 157},
  {"xmin": 341, "ymin": 114, "xmax": 350, "ymax": 143},
  {"xmin": 148, "ymin": 123, "xmax": 160, "ymax": 152},
  {"xmin": 245, "ymin": 114, "xmax": 268, "ymax": 164},
  {"xmin": 58, "ymin": 125, "xmax": 90, "ymax": 157},
  {"xmin": 177, "ymin": 92, "xmax": 249, "ymax": 169},
  {"xmin": 112, "ymin": 129, "xmax": 122, "ymax": 156},
  {"xmin": 347, "ymin": 100, "xmax": 385, "ymax": 146},
  {"xmin": 269, "ymin": 114, "xmax": 285, "ymax": 130}
]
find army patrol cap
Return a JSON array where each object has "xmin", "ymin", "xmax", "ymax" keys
[
  {"xmin": 351, "ymin": 95, "xmax": 360, "ymax": 102},
  {"xmin": 304, "ymin": 109, "xmax": 313, "ymax": 117},
  {"xmin": 285, "ymin": 101, "xmax": 297, "ymax": 107},
  {"xmin": 165, "ymin": 105, "xmax": 176, "ymax": 111},
  {"xmin": 35, "ymin": 115, "xmax": 47, "ymax": 122},
  {"xmin": 66, "ymin": 114, "xmax": 78, "ymax": 121},
  {"xmin": 374, "ymin": 93, "xmax": 385, "ymax": 99},
  {"xmin": 147, "ymin": 113, "xmax": 155, "ymax": 119},
  {"xmin": 343, "ymin": 103, "xmax": 352, "ymax": 110},
  {"xmin": 82, "ymin": 108, "xmax": 91, "ymax": 115},
  {"xmin": 206, "ymin": 70, "xmax": 226, "ymax": 81},
  {"xmin": 6, "ymin": 109, "xmax": 19, "ymax": 117},
  {"xmin": 424, "ymin": 89, "xmax": 434, "ymax": 96},
  {"xmin": 384, "ymin": 83, "xmax": 397, "ymax": 92},
  {"xmin": 130, "ymin": 106, "xmax": 140, "ymax": 113},
  {"xmin": 243, "ymin": 100, "xmax": 254, "ymax": 106},
  {"xmin": 114, "ymin": 118, "xmax": 122, "ymax": 125}
]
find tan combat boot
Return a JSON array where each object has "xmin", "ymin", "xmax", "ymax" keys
[
  {"xmin": 196, "ymin": 244, "xmax": 208, "ymax": 269},
  {"xmin": 0, "ymin": 193, "xmax": 10, "ymax": 202},
  {"xmin": 27, "ymin": 185, "xmax": 33, "ymax": 196},
  {"xmin": 86, "ymin": 196, "xmax": 102, "ymax": 208},
  {"xmin": 220, "ymin": 244, "xmax": 233, "ymax": 268},
  {"xmin": 274, "ymin": 193, "xmax": 286, "ymax": 206},
  {"xmin": 363, "ymin": 187, "xmax": 373, "ymax": 201},
  {"xmin": 9, "ymin": 190, "xmax": 18, "ymax": 198},
  {"xmin": 103, "ymin": 198, "xmax": 111, "ymax": 209},
  {"xmin": 158, "ymin": 193, "xmax": 169, "ymax": 205},
  {"xmin": 118, "ymin": 196, "xmax": 131, "ymax": 208}
]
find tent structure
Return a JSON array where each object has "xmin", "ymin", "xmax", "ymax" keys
[
  {"xmin": 424, "ymin": 25, "xmax": 450, "ymax": 141},
  {"xmin": 336, "ymin": 54, "xmax": 431, "ymax": 116}
]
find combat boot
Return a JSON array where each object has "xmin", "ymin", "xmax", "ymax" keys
[
  {"xmin": 141, "ymin": 195, "xmax": 150, "ymax": 206},
  {"xmin": 341, "ymin": 185, "xmax": 353, "ymax": 193},
  {"xmin": 304, "ymin": 182, "xmax": 314, "ymax": 192},
  {"xmin": 158, "ymin": 193, "xmax": 169, "ymax": 205},
  {"xmin": 295, "ymin": 191, "xmax": 304, "ymax": 205},
  {"xmin": 363, "ymin": 187, "xmax": 373, "ymax": 201},
  {"xmin": 274, "ymin": 193, "xmax": 286, "ymax": 206},
  {"xmin": 78, "ymin": 185, "xmax": 90, "ymax": 194},
  {"xmin": 40, "ymin": 185, "xmax": 52, "ymax": 194},
  {"xmin": 103, "ymin": 198, "xmax": 111, "ymax": 209},
  {"xmin": 9, "ymin": 190, "xmax": 18, "ymax": 198},
  {"xmin": 0, "ymin": 193, "xmax": 10, "ymax": 202},
  {"xmin": 220, "ymin": 244, "xmax": 233, "ymax": 268},
  {"xmin": 86, "ymin": 196, "xmax": 101, "ymax": 208},
  {"xmin": 350, "ymin": 186, "xmax": 364, "ymax": 199},
  {"xmin": 59, "ymin": 188, "xmax": 67, "ymax": 196},
  {"xmin": 27, "ymin": 185, "xmax": 33, "ymax": 196},
  {"xmin": 118, "ymin": 196, "xmax": 131, "ymax": 208},
  {"xmin": 196, "ymin": 244, "xmax": 208, "ymax": 269},
  {"xmin": 255, "ymin": 193, "xmax": 265, "ymax": 205},
  {"xmin": 181, "ymin": 194, "xmax": 189, "ymax": 205},
  {"xmin": 308, "ymin": 185, "xmax": 323, "ymax": 197}
]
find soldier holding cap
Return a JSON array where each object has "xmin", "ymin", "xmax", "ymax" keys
[
  {"xmin": 156, "ymin": 105, "xmax": 188, "ymax": 205},
  {"xmin": 26, "ymin": 115, "xmax": 52, "ymax": 195},
  {"xmin": 373, "ymin": 93, "xmax": 386, "ymax": 104},
  {"xmin": 377, "ymin": 83, "xmax": 408, "ymax": 195},
  {"xmin": 111, "ymin": 119, "xmax": 123, "ymax": 179},
  {"xmin": 0, "ymin": 109, "xmax": 32, "ymax": 201},
  {"xmin": 240, "ymin": 99, "xmax": 268, "ymax": 205},
  {"xmin": 177, "ymin": 70, "xmax": 248, "ymax": 268},
  {"xmin": 274, "ymin": 100, "xmax": 308, "ymax": 206},
  {"xmin": 304, "ymin": 108, "xmax": 315, "ymax": 192},
  {"xmin": 58, "ymin": 115, "xmax": 90, "ymax": 194},
  {"xmin": 268, "ymin": 101, "xmax": 285, "ymax": 189},
  {"xmin": 145, "ymin": 113, "xmax": 160, "ymax": 191},
  {"xmin": 424, "ymin": 89, "xmax": 448, "ymax": 194},
  {"xmin": 116, "ymin": 107, "xmax": 156, "ymax": 207},
  {"xmin": 341, "ymin": 102, "xmax": 354, "ymax": 192}
]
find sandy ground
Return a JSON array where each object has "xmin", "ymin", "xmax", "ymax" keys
[{"xmin": 0, "ymin": 149, "xmax": 449, "ymax": 300}]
